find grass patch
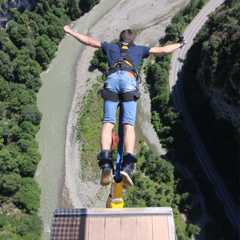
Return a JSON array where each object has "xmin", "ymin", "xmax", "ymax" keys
[
  {"xmin": 77, "ymin": 77, "xmax": 104, "ymax": 181},
  {"xmin": 77, "ymin": 76, "xmax": 120, "ymax": 181}
]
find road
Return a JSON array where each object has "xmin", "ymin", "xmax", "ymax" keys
[{"xmin": 169, "ymin": 0, "xmax": 240, "ymax": 232}]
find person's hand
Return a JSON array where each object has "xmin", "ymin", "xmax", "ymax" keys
[
  {"xmin": 177, "ymin": 35, "xmax": 186, "ymax": 48},
  {"xmin": 63, "ymin": 25, "xmax": 71, "ymax": 34}
]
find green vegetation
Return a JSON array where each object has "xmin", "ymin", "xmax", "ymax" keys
[
  {"xmin": 123, "ymin": 140, "xmax": 201, "ymax": 239},
  {"xmin": 90, "ymin": 48, "xmax": 108, "ymax": 72},
  {"xmin": 76, "ymin": 2, "xmax": 216, "ymax": 239},
  {"xmin": 182, "ymin": 1, "xmax": 239, "ymax": 238},
  {"xmin": 0, "ymin": 0, "xmax": 101, "ymax": 238},
  {"xmin": 143, "ymin": 0, "xmax": 239, "ymax": 239},
  {"xmin": 76, "ymin": 75, "xmax": 120, "ymax": 181},
  {"xmin": 144, "ymin": 53, "xmax": 203, "ymax": 239},
  {"xmin": 77, "ymin": 77, "xmax": 104, "ymax": 181},
  {"xmin": 1, "ymin": 0, "xmax": 237, "ymax": 238},
  {"xmin": 183, "ymin": 0, "xmax": 239, "ymax": 201},
  {"xmin": 165, "ymin": 0, "xmax": 208, "ymax": 42},
  {"xmin": 76, "ymin": 79, "xmax": 201, "ymax": 238}
]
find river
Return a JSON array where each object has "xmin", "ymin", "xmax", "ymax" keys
[{"xmin": 35, "ymin": 1, "xmax": 120, "ymax": 239}]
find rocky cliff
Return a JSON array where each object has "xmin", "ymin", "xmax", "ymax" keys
[
  {"xmin": 197, "ymin": 1, "xmax": 240, "ymax": 132},
  {"xmin": 0, "ymin": 0, "xmax": 36, "ymax": 28}
]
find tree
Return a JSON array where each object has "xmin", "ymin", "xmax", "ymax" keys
[
  {"xmin": 13, "ymin": 54, "xmax": 42, "ymax": 91},
  {"xmin": 141, "ymin": 150, "xmax": 174, "ymax": 183},
  {"xmin": 0, "ymin": 148, "xmax": 19, "ymax": 174},
  {"xmin": 20, "ymin": 214, "xmax": 43, "ymax": 238},
  {"xmin": 6, "ymin": 84, "xmax": 37, "ymax": 112},
  {"xmin": 44, "ymin": 12, "xmax": 65, "ymax": 43},
  {"xmin": 8, "ymin": 8, "xmax": 21, "ymax": 22},
  {"xmin": 19, "ymin": 105, "xmax": 42, "ymax": 125},
  {"xmin": 2, "ymin": 39, "xmax": 20, "ymax": 60},
  {"xmin": 26, "ymin": 148, "xmax": 41, "ymax": 164},
  {"xmin": 35, "ymin": 46, "xmax": 50, "ymax": 69},
  {"xmin": 13, "ymin": 178, "xmax": 41, "ymax": 214},
  {"xmin": 152, "ymin": 91, "xmax": 169, "ymax": 108},
  {"xmin": 151, "ymin": 111, "xmax": 162, "ymax": 133},
  {"xmin": 123, "ymin": 171, "xmax": 162, "ymax": 208},
  {"xmin": 0, "ymin": 125, "xmax": 4, "ymax": 148},
  {"xmin": 0, "ymin": 121, "xmax": 11, "ymax": 143},
  {"xmin": 34, "ymin": 3, "xmax": 47, "ymax": 16},
  {"xmin": 6, "ymin": 20, "xmax": 28, "ymax": 48},
  {"xmin": 30, "ymin": 12, "xmax": 48, "ymax": 36},
  {"xmin": 90, "ymin": 49, "xmax": 108, "ymax": 72},
  {"xmin": 17, "ymin": 138, "xmax": 38, "ymax": 153},
  {"xmin": 37, "ymin": 34, "xmax": 57, "ymax": 59},
  {"xmin": 65, "ymin": 0, "xmax": 82, "ymax": 20},
  {"xmin": 20, "ymin": 157, "xmax": 37, "ymax": 177},
  {"xmin": 165, "ymin": 23, "xmax": 183, "ymax": 42},
  {"xmin": 10, "ymin": 124, "xmax": 22, "ymax": 142},
  {"xmin": 0, "ymin": 51, "xmax": 14, "ymax": 81},
  {"xmin": 171, "ymin": 14, "xmax": 185, "ymax": 24},
  {"xmin": 0, "ymin": 214, "xmax": 7, "ymax": 228},
  {"xmin": 20, "ymin": 121, "xmax": 39, "ymax": 138},
  {"xmin": 186, "ymin": 223, "xmax": 201, "ymax": 237},
  {"xmin": 0, "ymin": 29, "xmax": 8, "ymax": 49},
  {"xmin": 23, "ymin": 233, "xmax": 37, "ymax": 240},
  {"xmin": 21, "ymin": 38, "xmax": 36, "ymax": 59},
  {"xmin": 46, "ymin": 24, "xmax": 63, "ymax": 44},
  {"xmin": 0, "ymin": 173, "xmax": 22, "ymax": 194},
  {"xmin": 0, "ymin": 77, "xmax": 11, "ymax": 101}
]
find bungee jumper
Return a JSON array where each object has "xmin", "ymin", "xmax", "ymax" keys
[{"xmin": 63, "ymin": 26, "xmax": 186, "ymax": 207}]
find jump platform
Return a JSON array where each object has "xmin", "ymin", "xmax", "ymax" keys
[{"xmin": 50, "ymin": 207, "xmax": 176, "ymax": 240}]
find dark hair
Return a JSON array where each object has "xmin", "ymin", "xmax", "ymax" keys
[{"xmin": 119, "ymin": 29, "xmax": 136, "ymax": 42}]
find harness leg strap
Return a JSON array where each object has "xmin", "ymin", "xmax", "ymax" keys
[
  {"xmin": 101, "ymin": 88, "xmax": 141, "ymax": 102},
  {"xmin": 121, "ymin": 153, "xmax": 137, "ymax": 171},
  {"xmin": 97, "ymin": 150, "xmax": 114, "ymax": 174},
  {"xmin": 120, "ymin": 90, "xmax": 141, "ymax": 102},
  {"xmin": 101, "ymin": 89, "xmax": 119, "ymax": 102}
]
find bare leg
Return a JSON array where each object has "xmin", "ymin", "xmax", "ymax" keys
[
  {"xmin": 123, "ymin": 123, "xmax": 135, "ymax": 154},
  {"xmin": 101, "ymin": 122, "xmax": 115, "ymax": 150}
]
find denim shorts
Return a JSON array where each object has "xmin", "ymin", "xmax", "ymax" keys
[{"xmin": 103, "ymin": 71, "xmax": 137, "ymax": 126}]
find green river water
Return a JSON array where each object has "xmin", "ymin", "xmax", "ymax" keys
[{"xmin": 35, "ymin": 1, "xmax": 120, "ymax": 239}]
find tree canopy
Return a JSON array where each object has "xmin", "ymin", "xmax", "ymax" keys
[{"xmin": 0, "ymin": 0, "xmax": 102, "ymax": 238}]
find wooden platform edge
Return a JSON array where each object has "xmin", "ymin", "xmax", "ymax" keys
[
  {"xmin": 53, "ymin": 207, "xmax": 174, "ymax": 218},
  {"xmin": 167, "ymin": 212, "xmax": 176, "ymax": 240},
  {"xmin": 51, "ymin": 207, "xmax": 176, "ymax": 240}
]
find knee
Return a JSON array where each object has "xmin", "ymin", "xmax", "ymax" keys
[
  {"xmin": 123, "ymin": 123, "xmax": 134, "ymax": 132},
  {"xmin": 102, "ymin": 122, "xmax": 115, "ymax": 132}
]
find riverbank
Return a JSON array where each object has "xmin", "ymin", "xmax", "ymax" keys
[{"xmin": 60, "ymin": 0, "xmax": 189, "ymax": 208}]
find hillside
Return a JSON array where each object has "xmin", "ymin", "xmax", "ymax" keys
[
  {"xmin": 0, "ymin": 0, "xmax": 100, "ymax": 239},
  {"xmin": 197, "ymin": 0, "xmax": 240, "ymax": 131},
  {"xmin": 183, "ymin": 0, "xmax": 239, "ymax": 208}
]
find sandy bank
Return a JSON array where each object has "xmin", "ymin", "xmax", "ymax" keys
[{"xmin": 61, "ymin": 0, "xmax": 189, "ymax": 208}]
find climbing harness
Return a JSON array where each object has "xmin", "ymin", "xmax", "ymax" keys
[
  {"xmin": 97, "ymin": 150, "xmax": 114, "ymax": 174},
  {"xmin": 101, "ymin": 88, "xmax": 141, "ymax": 102},
  {"xmin": 106, "ymin": 41, "xmax": 141, "ymax": 83},
  {"xmin": 99, "ymin": 41, "xmax": 143, "ymax": 102}
]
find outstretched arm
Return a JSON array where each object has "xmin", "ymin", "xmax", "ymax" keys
[
  {"xmin": 63, "ymin": 25, "xmax": 101, "ymax": 48},
  {"xmin": 149, "ymin": 43, "xmax": 183, "ymax": 55}
]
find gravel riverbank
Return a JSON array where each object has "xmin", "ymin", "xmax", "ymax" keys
[{"xmin": 60, "ymin": 0, "xmax": 189, "ymax": 209}]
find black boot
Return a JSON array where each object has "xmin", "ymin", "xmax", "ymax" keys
[
  {"xmin": 97, "ymin": 150, "xmax": 114, "ymax": 186},
  {"xmin": 120, "ymin": 153, "xmax": 137, "ymax": 187}
]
